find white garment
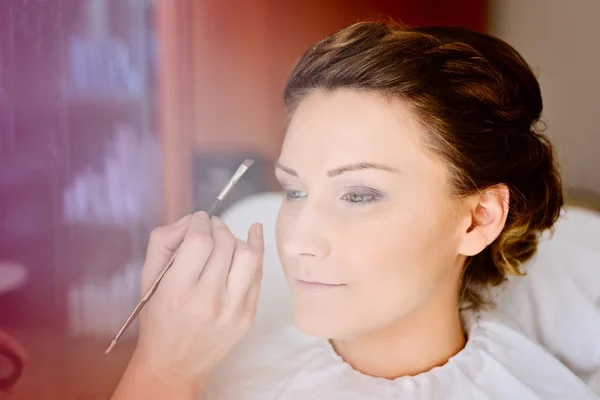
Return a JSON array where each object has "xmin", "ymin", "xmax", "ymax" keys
[{"xmin": 205, "ymin": 312, "xmax": 598, "ymax": 399}]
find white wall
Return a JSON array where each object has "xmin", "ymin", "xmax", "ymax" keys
[{"xmin": 489, "ymin": 0, "xmax": 600, "ymax": 197}]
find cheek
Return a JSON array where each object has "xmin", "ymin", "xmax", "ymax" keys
[
  {"xmin": 295, "ymin": 224, "xmax": 438, "ymax": 339},
  {"xmin": 349, "ymin": 226, "xmax": 432, "ymax": 301},
  {"xmin": 345, "ymin": 211, "xmax": 461, "ymax": 318}
]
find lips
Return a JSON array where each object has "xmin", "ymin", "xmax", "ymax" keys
[{"xmin": 294, "ymin": 279, "xmax": 346, "ymax": 291}]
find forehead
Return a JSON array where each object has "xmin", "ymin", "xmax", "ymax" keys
[{"xmin": 280, "ymin": 89, "xmax": 428, "ymax": 169}]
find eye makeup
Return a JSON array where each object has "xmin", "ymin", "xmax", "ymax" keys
[
  {"xmin": 340, "ymin": 186, "xmax": 384, "ymax": 206},
  {"xmin": 284, "ymin": 188, "xmax": 307, "ymax": 200},
  {"xmin": 275, "ymin": 173, "xmax": 387, "ymax": 207}
]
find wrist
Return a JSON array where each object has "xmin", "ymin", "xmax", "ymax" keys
[{"xmin": 127, "ymin": 350, "xmax": 205, "ymax": 396}]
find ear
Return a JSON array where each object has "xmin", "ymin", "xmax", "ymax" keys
[{"xmin": 457, "ymin": 184, "xmax": 510, "ymax": 257}]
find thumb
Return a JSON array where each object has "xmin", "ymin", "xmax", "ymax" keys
[{"xmin": 142, "ymin": 214, "xmax": 191, "ymax": 292}]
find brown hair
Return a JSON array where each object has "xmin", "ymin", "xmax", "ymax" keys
[{"xmin": 283, "ymin": 21, "xmax": 563, "ymax": 309}]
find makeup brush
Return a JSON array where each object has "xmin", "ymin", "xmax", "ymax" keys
[{"xmin": 105, "ymin": 159, "xmax": 255, "ymax": 354}]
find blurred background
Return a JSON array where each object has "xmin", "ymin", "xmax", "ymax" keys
[{"xmin": 0, "ymin": 0, "xmax": 597, "ymax": 398}]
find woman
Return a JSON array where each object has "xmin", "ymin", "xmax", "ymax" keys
[{"xmin": 112, "ymin": 22, "xmax": 598, "ymax": 399}]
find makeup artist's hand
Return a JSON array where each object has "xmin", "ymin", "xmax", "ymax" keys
[{"xmin": 128, "ymin": 211, "xmax": 264, "ymax": 392}]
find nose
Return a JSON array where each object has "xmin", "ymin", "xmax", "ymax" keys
[{"xmin": 281, "ymin": 202, "xmax": 331, "ymax": 261}]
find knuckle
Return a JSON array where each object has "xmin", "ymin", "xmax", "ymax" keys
[
  {"xmin": 196, "ymin": 298, "xmax": 221, "ymax": 321},
  {"xmin": 167, "ymin": 295, "xmax": 185, "ymax": 311},
  {"xmin": 237, "ymin": 247, "xmax": 260, "ymax": 265},
  {"xmin": 202, "ymin": 304, "xmax": 221, "ymax": 321},
  {"xmin": 149, "ymin": 226, "xmax": 168, "ymax": 244},
  {"xmin": 237, "ymin": 310, "xmax": 255, "ymax": 329},
  {"xmin": 185, "ymin": 233, "xmax": 214, "ymax": 251},
  {"xmin": 219, "ymin": 230, "xmax": 237, "ymax": 250}
]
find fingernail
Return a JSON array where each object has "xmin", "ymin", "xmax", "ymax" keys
[
  {"xmin": 197, "ymin": 211, "xmax": 209, "ymax": 219},
  {"xmin": 255, "ymin": 223, "xmax": 263, "ymax": 237}
]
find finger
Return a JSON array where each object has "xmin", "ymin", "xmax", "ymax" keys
[
  {"xmin": 0, "ymin": 331, "xmax": 29, "ymax": 365},
  {"xmin": 196, "ymin": 216, "xmax": 236, "ymax": 291},
  {"xmin": 226, "ymin": 224, "xmax": 263, "ymax": 307},
  {"xmin": 142, "ymin": 214, "xmax": 191, "ymax": 292},
  {"xmin": 166, "ymin": 211, "xmax": 214, "ymax": 286},
  {"xmin": 243, "ymin": 224, "xmax": 264, "ymax": 316},
  {"xmin": 243, "ymin": 264, "xmax": 262, "ymax": 319},
  {"xmin": 247, "ymin": 222, "xmax": 264, "ymax": 255}
]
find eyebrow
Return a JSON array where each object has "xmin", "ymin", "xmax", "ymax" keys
[{"xmin": 275, "ymin": 161, "xmax": 399, "ymax": 178}]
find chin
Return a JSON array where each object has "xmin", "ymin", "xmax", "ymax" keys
[{"xmin": 292, "ymin": 304, "xmax": 356, "ymax": 339}]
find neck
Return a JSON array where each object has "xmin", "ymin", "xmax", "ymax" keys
[{"xmin": 330, "ymin": 295, "xmax": 466, "ymax": 379}]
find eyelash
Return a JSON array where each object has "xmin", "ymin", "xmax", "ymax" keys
[
  {"xmin": 340, "ymin": 192, "xmax": 379, "ymax": 205},
  {"xmin": 283, "ymin": 188, "xmax": 381, "ymax": 206},
  {"xmin": 284, "ymin": 190, "xmax": 306, "ymax": 200}
]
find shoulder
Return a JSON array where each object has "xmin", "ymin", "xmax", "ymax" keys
[{"xmin": 449, "ymin": 311, "xmax": 599, "ymax": 399}]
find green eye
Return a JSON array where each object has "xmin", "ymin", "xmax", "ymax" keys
[
  {"xmin": 285, "ymin": 190, "xmax": 306, "ymax": 200},
  {"xmin": 340, "ymin": 189, "xmax": 381, "ymax": 205},
  {"xmin": 345, "ymin": 193, "xmax": 373, "ymax": 203}
]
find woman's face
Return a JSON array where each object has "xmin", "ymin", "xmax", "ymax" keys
[{"xmin": 275, "ymin": 89, "xmax": 467, "ymax": 340}]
